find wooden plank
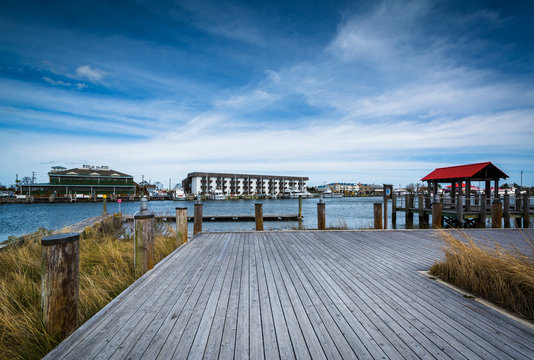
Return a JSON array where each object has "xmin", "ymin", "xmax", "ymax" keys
[
  {"xmin": 248, "ymin": 233, "xmax": 264, "ymax": 359},
  {"xmin": 252, "ymin": 234, "xmax": 280, "ymax": 360},
  {"xmin": 155, "ymin": 234, "xmax": 233, "ymax": 359},
  {"xmin": 180, "ymin": 233, "xmax": 240, "ymax": 359},
  {"xmin": 255, "ymin": 233, "xmax": 295, "ymax": 359},
  {"xmin": 201, "ymin": 233, "xmax": 242, "ymax": 359},
  {"xmin": 235, "ymin": 233, "xmax": 251, "ymax": 360}
]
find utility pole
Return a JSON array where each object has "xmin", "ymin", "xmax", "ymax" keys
[{"xmin": 521, "ymin": 170, "xmax": 523, "ymax": 189}]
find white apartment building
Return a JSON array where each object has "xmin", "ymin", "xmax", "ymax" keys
[{"xmin": 182, "ymin": 172, "xmax": 309, "ymax": 196}]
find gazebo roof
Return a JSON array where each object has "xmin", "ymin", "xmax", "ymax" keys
[{"xmin": 421, "ymin": 162, "xmax": 508, "ymax": 182}]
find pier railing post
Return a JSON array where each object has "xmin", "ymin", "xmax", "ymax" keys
[
  {"xmin": 479, "ymin": 194, "xmax": 486, "ymax": 228},
  {"xmin": 255, "ymin": 203, "xmax": 264, "ymax": 231},
  {"xmin": 298, "ymin": 195, "xmax": 303, "ymax": 220},
  {"xmin": 41, "ymin": 232, "xmax": 80, "ymax": 338},
  {"xmin": 456, "ymin": 194, "xmax": 463, "ymax": 228},
  {"xmin": 418, "ymin": 194, "xmax": 425, "ymax": 229},
  {"xmin": 317, "ymin": 199, "xmax": 325, "ymax": 230},
  {"xmin": 405, "ymin": 194, "xmax": 414, "ymax": 229},
  {"xmin": 391, "ymin": 194, "xmax": 397, "ymax": 229},
  {"xmin": 176, "ymin": 207, "xmax": 188, "ymax": 246},
  {"xmin": 102, "ymin": 194, "xmax": 107, "ymax": 215},
  {"xmin": 374, "ymin": 203, "xmax": 383, "ymax": 229},
  {"xmin": 492, "ymin": 202, "xmax": 502, "ymax": 228},
  {"xmin": 194, "ymin": 201, "xmax": 203, "ymax": 235},
  {"xmin": 134, "ymin": 213, "xmax": 155, "ymax": 276},
  {"xmin": 523, "ymin": 193, "xmax": 530, "ymax": 228},
  {"xmin": 432, "ymin": 201, "xmax": 442, "ymax": 229},
  {"xmin": 503, "ymin": 192, "xmax": 510, "ymax": 228}
]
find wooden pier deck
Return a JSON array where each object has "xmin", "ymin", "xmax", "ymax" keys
[{"xmin": 46, "ymin": 229, "xmax": 534, "ymax": 359}]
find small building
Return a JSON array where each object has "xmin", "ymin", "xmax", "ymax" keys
[
  {"xmin": 21, "ymin": 165, "xmax": 136, "ymax": 199},
  {"xmin": 421, "ymin": 161, "xmax": 508, "ymax": 201},
  {"xmin": 358, "ymin": 183, "xmax": 383, "ymax": 195},
  {"xmin": 182, "ymin": 172, "xmax": 308, "ymax": 196},
  {"xmin": 319, "ymin": 183, "xmax": 360, "ymax": 193}
]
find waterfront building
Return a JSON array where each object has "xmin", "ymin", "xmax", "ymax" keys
[
  {"xmin": 317, "ymin": 183, "xmax": 360, "ymax": 193},
  {"xmin": 21, "ymin": 165, "xmax": 136, "ymax": 199},
  {"xmin": 182, "ymin": 172, "xmax": 308, "ymax": 196},
  {"xmin": 358, "ymin": 183, "xmax": 383, "ymax": 195}
]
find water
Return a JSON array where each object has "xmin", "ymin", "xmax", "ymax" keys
[{"xmin": 0, "ymin": 197, "xmax": 403, "ymax": 241}]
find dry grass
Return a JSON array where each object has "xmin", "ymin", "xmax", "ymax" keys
[
  {"xmin": 430, "ymin": 231, "xmax": 534, "ymax": 321},
  {"xmin": 0, "ymin": 215, "xmax": 177, "ymax": 360}
]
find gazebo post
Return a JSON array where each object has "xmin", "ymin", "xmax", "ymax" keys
[
  {"xmin": 465, "ymin": 180, "xmax": 471, "ymax": 211},
  {"xmin": 451, "ymin": 180, "xmax": 456, "ymax": 204},
  {"xmin": 485, "ymin": 180, "xmax": 491, "ymax": 206},
  {"xmin": 494, "ymin": 178, "xmax": 499, "ymax": 203}
]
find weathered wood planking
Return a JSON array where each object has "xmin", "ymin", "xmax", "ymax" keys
[{"xmin": 45, "ymin": 229, "xmax": 534, "ymax": 359}]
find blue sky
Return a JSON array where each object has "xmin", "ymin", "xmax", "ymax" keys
[{"xmin": 1, "ymin": 0, "xmax": 533, "ymax": 187}]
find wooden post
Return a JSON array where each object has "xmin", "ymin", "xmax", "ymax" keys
[
  {"xmin": 485, "ymin": 181, "xmax": 491, "ymax": 206},
  {"xmin": 134, "ymin": 213, "xmax": 155, "ymax": 276},
  {"xmin": 41, "ymin": 233, "xmax": 80, "ymax": 338},
  {"xmin": 255, "ymin": 203, "xmax": 263, "ymax": 231},
  {"xmin": 391, "ymin": 193, "xmax": 397, "ymax": 229},
  {"xmin": 418, "ymin": 194, "xmax": 425, "ymax": 228},
  {"xmin": 479, "ymin": 194, "xmax": 486, "ymax": 228},
  {"xmin": 523, "ymin": 193, "xmax": 530, "ymax": 228},
  {"xmin": 298, "ymin": 195, "xmax": 303, "ymax": 219},
  {"xmin": 494, "ymin": 178, "xmax": 499, "ymax": 204},
  {"xmin": 317, "ymin": 201, "xmax": 325, "ymax": 230},
  {"xmin": 451, "ymin": 181, "xmax": 456, "ymax": 204},
  {"xmin": 503, "ymin": 192, "xmax": 510, "ymax": 228},
  {"xmin": 374, "ymin": 203, "xmax": 383, "ymax": 229},
  {"xmin": 465, "ymin": 180, "xmax": 471, "ymax": 211},
  {"xmin": 432, "ymin": 202, "xmax": 442, "ymax": 229},
  {"xmin": 424, "ymin": 194, "xmax": 430, "ymax": 225},
  {"xmin": 515, "ymin": 188, "xmax": 522, "ymax": 211},
  {"xmin": 175, "ymin": 207, "xmax": 188, "ymax": 246},
  {"xmin": 492, "ymin": 202, "xmax": 502, "ymax": 228},
  {"xmin": 102, "ymin": 194, "xmax": 107, "ymax": 215},
  {"xmin": 194, "ymin": 203, "xmax": 203, "ymax": 235},
  {"xmin": 383, "ymin": 198, "xmax": 388, "ymax": 230},
  {"xmin": 405, "ymin": 194, "xmax": 413, "ymax": 229},
  {"xmin": 456, "ymin": 194, "xmax": 463, "ymax": 228}
]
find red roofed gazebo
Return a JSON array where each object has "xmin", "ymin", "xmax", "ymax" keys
[{"xmin": 421, "ymin": 162, "xmax": 508, "ymax": 205}]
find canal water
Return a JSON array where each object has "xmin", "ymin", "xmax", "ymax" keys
[{"xmin": 0, "ymin": 197, "xmax": 404, "ymax": 241}]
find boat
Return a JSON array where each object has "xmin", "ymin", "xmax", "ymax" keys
[
  {"xmin": 285, "ymin": 188, "xmax": 308, "ymax": 199},
  {"xmin": 209, "ymin": 189, "xmax": 226, "ymax": 200},
  {"xmin": 323, "ymin": 188, "xmax": 343, "ymax": 198},
  {"xmin": 174, "ymin": 187, "xmax": 186, "ymax": 201}
]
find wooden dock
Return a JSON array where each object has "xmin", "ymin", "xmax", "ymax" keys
[
  {"xmin": 45, "ymin": 229, "xmax": 534, "ymax": 359},
  {"xmin": 122, "ymin": 214, "xmax": 300, "ymax": 222}
]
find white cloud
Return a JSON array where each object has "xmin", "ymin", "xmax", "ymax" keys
[
  {"xmin": 43, "ymin": 76, "xmax": 71, "ymax": 86},
  {"xmin": 75, "ymin": 65, "xmax": 108, "ymax": 82}
]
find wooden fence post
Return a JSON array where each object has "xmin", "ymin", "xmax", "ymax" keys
[
  {"xmin": 255, "ymin": 203, "xmax": 264, "ymax": 231},
  {"xmin": 317, "ymin": 201, "xmax": 325, "ymax": 230},
  {"xmin": 41, "ymin": 232, "xmax": 80, "ymax": 338},
  {"xmin": 175, "ymin": 207, "xmax": 188, "ymax": 246},
  {"xmin": 418, "ymin": 194, "xmax": 425, "ymax": 228},
  {"xmin": 405, "ymin": 194, "xmax": 414, "ymax": 229},
  {"xmin": 432, "ymin": 202, "xmax": 442, "ymax": 229},
  {"xmin": 134, "ymin": 213, "xmax": 155, "ymax": 276},
  {"xmin": 523, "ymin": 193, "xmax": 530, "ymax": 228},
  {"xmin": 391, "ymin": 194, "xmax": 397, "ymax": 229},
  {"xmin": 479, "ymin": 194, "xmax": 486, "ymax": 228},
  {"xmin": 374, "ymin": 203, "xmax": 383, "ymax": 229},
  {"xmin": 298, "ymin": 195, "xmax": 303, "ymax": 219},
  {"xmin": 503, "ymin": 192, "xmax": 510, "ymax": 228},
  {"xmin": 456, "ymin": 194, "xmax": 463, "ymax": 228},
  {"xmin": 103, "ymin": 194, "xmax": 107, "ymax": 215},
  {"xmin": 194, "ymin": 202, "xmax": 203, "ymax": 235},
  {"xmin": 492, "ymin": 202, "xmax": 502, "ymax": 228}
]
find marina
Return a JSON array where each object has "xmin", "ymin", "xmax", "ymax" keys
[{"xmin": 44, "ymin": 228, "xmax": 534, "ymax": 359}]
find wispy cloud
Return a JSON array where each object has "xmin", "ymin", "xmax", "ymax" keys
[{"xmin": 73, "ymin": 65, "xmax": 108, "ymax": 83}]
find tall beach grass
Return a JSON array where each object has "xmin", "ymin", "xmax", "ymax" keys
[
  {"xmin": 0, "ymin": 215, "xmax": 177, "ymax": 360},
  {"xmin": 430, "ymin": 231, "xmax": 534, "ymax": 321}
]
